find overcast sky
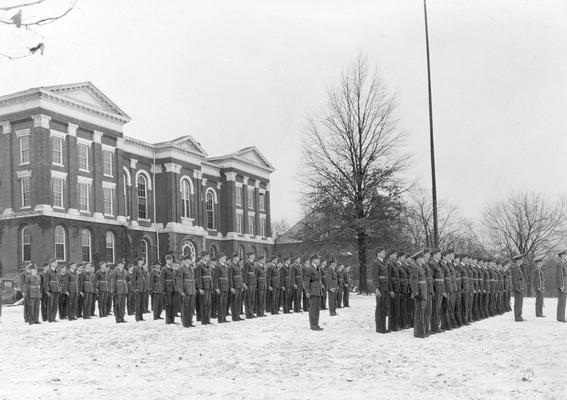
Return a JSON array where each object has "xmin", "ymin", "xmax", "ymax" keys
[{"xmin": 1, "ymin": 0, "xmax": 566, "ymax": 226}]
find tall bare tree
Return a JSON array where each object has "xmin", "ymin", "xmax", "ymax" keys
[
  {"xmin": 300, "ymin": 55, "xmax": 408, "ymax": 294},
  {"xmin": 271, "ymin": 218, "xmax": 290, "ymax": 256},
  {"xmin": 482, "ymin": 191, "xmax": 567, "ymax": 295}
]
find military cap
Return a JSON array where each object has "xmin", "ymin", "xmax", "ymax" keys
[
  {"xmin": 386, "ymin": 250, "xmax": 397, "ymax": 257},
  {"xmin": 512, "ymin": 254, "xmax": 524, "ymax": 261},
  {"xmin": 533, "ymin": 254, "xmax": 544, "ymax": 263},
  {"xmin": 231, "ymin": 252, "xmax": 239, "ymax": 258},
  {"xmin": 410, "ymin": 249, "xmax": 424, "ymax": 260},
  {"xmin": 136, "ymin": 254, "xmax": 145, "ymax": 262},
  {"xmin": 165, "ymin": 254, "xmax": 174, "ymax": 260},
  {"xmin": 258, "ymin": 255, "xmax": 265, "ymax": 261},
  {"xmin": 246, "ymin": 250, "xmax": 255, "ymax": 256},
  {"xmin": 181, "ymin": 253, "xmax": 192, "ymax": 261},
  {"xmin": 29, "ymin": 263, "xmax": 37, "ymax": 270},
  {"xmin": 217, "ymin": 252, "xmax": 226, "ymax": 259},
  {"xmin": 211, "ymin": 257, "xmax": 217, "ymax": 262},
  {"xmin": 310, "ymin": 253, "xmax": 321, "ymax": 261},
  {"xmin": 376, "ymin": 247, "xmax": 386, "ymax": 255},
  {"xmin": 558, "ymin": 249, "xmax": 567, "ymax": 257},
  {"xmin": 98, "ymin": 260, "xmax": 107, "ymax": 267},
  {"xmin": 301, "ymin": 255, "xmax": 309, "ymax": 263},
  {"xmin": 117, "ymin": 258, "xmax": 126, "ymax": 265},
  {"xmin": 48, "ymin": 257, "xmax": 57, "ymax": 264}
]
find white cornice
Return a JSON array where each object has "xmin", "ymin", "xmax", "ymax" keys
[
  {"xmin": 77, "ymin": 176, "xmax": 93, "ymax": 184},
  {"xmin": 93, "ymin": 131, "xmax": 102, "ymax": 144},
  {"xmin": 225, "ymin": 171, "xmax": 237, "ymax": 181},
  {"xmin": 50, "ymin": 129, "xmax": 66, "ymax": 140},
  {"xmin": 193, "ymin": 170, "xmax": 203, "ymax": 180},
  {"xmin": 2, "ymin": 121, "xmax": 11, "ymax": 134},
  {"xmin": 15, "ymin": 128, "xmax": 30, "ymax": 138},
  {"xmin": 67, "ymin": 123, "xmax": 78, "ymax": 137},
  {"xmin": 101, "ymin": 143, "xmax": 115, "ymax": 153},
  {"xmin": 16, "ymin": 169, "xmax": 31, "ymax": 178},
  {"xmin": 102, "ymin": 181, "xmax": 117, "ymax": 189},
  {"xmin": 151, "ymin": 164, "xmax": 162, "ymax": 174},
  {"xmin": 51, "ymin": 170, "xmax": 68, "ymax": 180},
  {"xmin": 164, "ymin": 163, "xmax": 181, "ymax": 174},
  {"xmin": 33, "ymin": 114, "xmax": 51, "ymax": 128}
]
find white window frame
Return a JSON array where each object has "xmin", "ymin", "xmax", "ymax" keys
[
  {"xmin": 51, "ymin": 135, "xmax": 64, "ymax": 167},
  {"xmin": 77, "ymin": 142, "xmax": 90, "ymax": 172},
  {"xmin": 137, "ymin": 175, "xmax": 148, "ymax": 220},
  {"xmin": 19, "ymin": 134, "xmax": 30, "ymax": 165},
  {"xmin": 21, "ymin": 225, "xmax": 31, "ymax": 262},
  {"xmin": 206, "ymin": 190, "xmax": 215, "ymax": 230},
  {"xmin": 259, "ymin": 215, "xmax": 266, "ymax": 237},
  {"xmin": 248, "ymin": 215, "xmax": 255, "ymax": 236},
  {"xmin": 235, "ymin": 184, "xmax": 243, "ymax": 207},
  {"xmin": 78, "ymin": 181, "xmax": 91, "ymax": 212},
  {"xmin": 54, "ymin": 225, "xmax": 66, "ymax": 261},
  {"xmin": 103, "ymin": 149, "xmax": 114, "ymax": 177},
  {"xmin": 247, "ymin": 187, "xmax": 254, "ymax": 209},
  {"xmin": 259, "ymin": 192, "xmax": 265, "ymax": 211},
  {"xmin": 236, "ymin": 211, "xmax": 243, "ymax": 234},
  {"xmin": 103, "ymin": 187, "xmax": 115, "ymax": 216},
  {"xmin": 81, "ymin": 229, "xmax": 92, "ymax": 263},
  {"xmin": 140, "ymin": 239, "xmax": 149, "ymax": 263},
  {"xmin": 51, "ymin": 176, "xmax": 65, "ymax": 209},
  {"xmin": 181, "ymin": 178, "xmax": 191, "ymax": 218},
  {"xmin": 182, "ymin": 240, "xmax": 196, "ymax": 262},
  {"xmin": 105, "ymin": 231, "xmax": 115, "ymax": 264},
  {"xmin": 18, "ymin": 171, "xmax": 32, "ymax": 209}
]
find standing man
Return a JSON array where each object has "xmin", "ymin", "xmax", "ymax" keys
[
  {"xmin": 422, "ymin": 249, "xmax": 434, "ymax": 335},
  {"xmin": 213, "ymin": 252, "xmax": 230, "ymax": 323},
  {"xmin": 343, "ymin": 265, "xmax": 352, "ymax": 307},
  {"xmin": 373, "ymin": 248, "xmax": 389, "ymax": 333},
  {"xmin": 326, "ymin": 258, "xmax": 339, "ymax": 316},
  {"xmin": 19, "ymin": 263, "xmax": 31, "ymax": 323},
  {"xmin": 336, "ymin": 264, "xmax": 344, "ymax": 309},
  {"xmin": 242, "ymin": 251, "xmax": 257, "ymax": 319},
  {"xmin": 110, "ymin": 258, "xmax": 128, "ymax": 323},
  {"xmin": 150, "ymin": 260, "xmax": 163, "ymax": 320},
  {"xmin": 304, "ymin": 253, "xmax": 323, "ymax": 331},
  {"xmin": 65, "ymin": 262, "xmax": 79, "ymax": 321},
  {"xmin": 95, "ymin": 261, "xmax": 110, "ymax": 318},
  {"xmin": 510, "ymin": 254, "xmax": 525, "ymax": 322},
  {"xmin": 40, "ymin": 263, "xmax": 49, "ymax": 321},
  {"xmin": 161, "ymin": 254, "xmax": 178, "ymax": 325},
  {"xmin": 45, "ymin": 258, "xmax": 61, "ymax": 322},
  {"xmin": 281, "ymin": 255, "xmax": 293, "ymax": 313},
  {"xmin": 58, "ymin": 264, "xmax": 68, "ymax": 320},
  {"xmin": 301, "ymin": 256, "xmax": 310, "ymax": 311},
  {"xmin": 266, "ymin": 255, "xmax": 280, "ymax": 315},
  {"xmin": 76, "ymin": 263, "xmax": 84, "ymax": 318},
  {"xmin": 291, "ymin": 255, "xmax": 303, "ymax": 313},
  {"xmin": 228, "ymin": 252, "xmax": 243, "ymax": 321},
  {"xmin": 556, "ymin": 250, "xmax": 567, "ymax": 322},
  {"xmin": 388, "ymin": 252, "xmax": 401, "ymax": 332},
  {"xmin": 177, "ymin": 254, "xmax": 196, "ymax": 328},
  {"xmin": 320, "ymin": 258, "xmax": 328, "ymax": 311},
  {"xmin": 255, "ymin": 255, "xmax": 267, "ymax": 317},
  {"xmin": 430, "ymin": 249, "xmax": 444, "ymax": 333},
  {"xmin": 410, "ymin": 250, "xmax": 428, "ymax": 338},
  {"xmin": 79, "ymin": 263, "xmax": 95, "ymax": 320},
  {"xmin": 23, "ymin": 264, "xmax": 42, "ymax": 325},
  {"xmin": 533, "ymin": 255, "xmax": 545, "ymax": 318},
  {"xmin": 132, "ymin": 255, "xmax": 147, "ymax": 322},
  {"xmin": 195, "ymin": 251, "xmax": 213, "ymax": 325}
]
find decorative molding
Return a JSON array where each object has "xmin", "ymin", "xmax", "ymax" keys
[
  {"xmin": 259, "ymin": 188, "xmax": 266, "ymax": 194},
  {"xmin": 32, "ymin": 114, "xmax": 51, "ymax": 128},
  {"xmin": 77, "ymin": 175, "xmax": 93, "ymax": 184},
  {"xmin": 179, "ymin": 175, "xmax": 195, "ymax": 195},
  {"xmin": 205, "ymin": 187, "xmax": 218, "ymax": 204},
  {"xmin": 2, "ymin": 121, "xmax": 12, "ymax": 134},
  {"xmin": 1, "ymin": 208, "xmax": 14, "ymax": 216},
  {"xmin": 162, "ymin": 222, "xmax": 207, "ymax": 237},
  {"xmin": 93, "ymin": 131, "xmax": 103, "ymax": 144},
  {"xmin": 122, "ymin": 166, "xmax": 132, "ymax": 186},
  {"xmin": 130, "ymin": 158, "xmax": 138, "ymax": 169},
  {"xmin": 242, "ymin": 176, "xmax": 249, "ymax": 186},
  {"xmin": 201, "ymin": 177, "xmax": 208, "ymax": 186},
  {"xmin": 93, "ymin": 212, "xmax": 104, "ymax": 220},
  {"xmin": 224, "ymin": 232, "xmax": 274, "ymax": 244},
  {"xmin": 235, "ymin": 209, "xmax": 244, "ymax": 215},
  {"xmin": 102, "ymin": 181, "xmax": 117, "ymax": 189},
  {"xmin": 116, "ymin": 137, "xmax": 124, "ymax": 149},
  {"xmin": 68, "ymin": 208, "xmax": 79, "ymax": 216},
  {"xmin": 34, "ymin": 204, "xmax": 53, "ymax": 212},
  {"xmin": 15, "ymin": 128, "xmax": 30, "ymax": 138},
  {"xmin": 51, "ymin": 170, "xmax": 68, "ymax": 180},
  {"xmin": 101, "ymin": 143, "xmax": 115, "ymax": 153},
  {"xmin": 225, "ymin": 171, "xmax": 237, "ymax": 181},
  {"xmin": 180, "ymin": 217, "xmax": 195, "ymax": 227},
  {"xmin": 193, "ymin": 170, "xmax": 203, "ymax": 180},
  {"xmin": 202, "ymin": 162, "xmax": 221, "ymax": 178},
  {"xmin": 164, "ymin": 162, "xmax": 181, "ymax": 174},
  {"xmin": 16, "ymin": 169, "xmax": 31, "ymax": 178},
  {"xmin": 235, "ymin": 181, "xmax": 243, "ymax": 188},
  {"xmin": 67, "ymin": 123, "xmax": 78, "ymax": 137},
  {"xmin": 50, "ymin": 129, "xmax": 67, "ymax": 140},
  {"xmin": 151, "ymin": 164, "xmax": 162, "ymax": 174},
  {"xmin": 248, "ymin": 211, "xmax": 256, "ymax": 217},
  {"xmin": 135, "ymin": 169, "xmax": 152, "ymax": 190},
  {"xmin": 266, "ymin": 183, "xmax": 271, "ymax": 191},
  {"xmin": 216, "ymin": 181, "xmax": 222, "ymax": 190},
  {"xmin": 77, "ymin": 137, "xmax": 92, "ymax": 147},
  {"xmin": 254, "ymin": 180, "xmax": 260, "ymax": 189},
  {"xmin": 116, "ymin": 215, "xmax": 128, "ymax": 223}
]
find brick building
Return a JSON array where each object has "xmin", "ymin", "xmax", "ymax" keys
[{"xmin": 0, "ymin": 82, "xmax": 274, "ymax": 280}]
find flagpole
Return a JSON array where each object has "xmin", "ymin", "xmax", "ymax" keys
[{"xmin": 423, "ymin": 0, "xmax": 439, "ymax": 248}]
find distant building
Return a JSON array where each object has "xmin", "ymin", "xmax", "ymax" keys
[{"xmin": 0, "ymin": 82, "xmax": 274, "ymax": 279}]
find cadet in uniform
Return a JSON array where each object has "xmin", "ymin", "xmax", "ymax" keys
[
  {"xmin": 291, "ymin": 255, "xmax": 303, "ymax": 313},
  {"xmin": 388, "ymin": 251, "xmax": 401, "ymax": 331},
  {"xmin": 532, "ymin": 255, "xmax": 545, "ymax": 318},
  {"xmin": 410, "ymin": 250, "xmax": 428, "ymax": 338},
  {"xmin": 320, "ymin": 258, "xmax": 328, "ymax": 310},
  {"xmin": 45, "ymin": 258, "xmax": 61, "ymax": 322},
  {"xmin": 65, "ymin": 262, "xmax": 79, "ymax": 320},
  {"xmin": 177, "ymin": 254, "xmax": 196, "ymax": 328},
  {"xmin": 23, "ymin": 264, "xmax": 42, "ymax": 325},
  {"xmin": 301, "ymin": 256, "xmax": 310, "ymax": 311},
  {"xmin": 20, "ymin": 263, "xmax": 30, "ymax": 323},
  {"xmin": 95, "ymin": 261, "xmax": 110, "ymax": 318},
  {"xmin": 337, "ymin": 264, "xmax": 345, "ymax": 309},
  {"xmin": 267, "ymin": 256, "xmax": 280, "ymax": 315},
  {"xmin": 280, "ymin": 255, "xmax": 292, "ymax": 313},
  {"xmin": 255, "ymin": 255, "xmax": 267, "ymax": 317},
  {"xmin": 79, "ymin": 263, "xmax": 94, "ymax": 320},
  {"xmin": 58, "ymin": 264, "xmax": 68, "ymax": 320},
  {"xmin": 126, "ymin": 264, "xmax": 134, "ymax": 315},
  {"xmin": 326, "ymin": 258, "xmax": 339, "ymax": 316},
  {"xmin": 110, "ymin": 258, "xmax": 128, "ymax": 323},
  {"xmin": 213, "ymin": 252, "xmax": 230, "ymax": 323},
  {"xmin": 556, "ymin": 250, "xmax": 567, "ymax": 322},
  {"xmin": 430, "ymin": 249, "xmax": 444, "ymax": 333},
  {"xmin": 304, "ymin": 253, "xmax": 323, "ymax": 331},
  {"xmin": 242, "ymin": 251, "xmax": 257, "ymax": 319},
  {"xmin": 150, "ymin": 260, "xmax": 163, "ymax": 320},
  {"xmin": 40, "ymin": 263, "xmax": 49, "ymax": 321},
  {"xmin": 228, "ymin": 252, "xmax": 243, "ymax": 321},
  {"xmin": 196, "ymin": 251, "xmax": 213, "ymax": 325},
  {"xmin": 343, "ymin": 265, "xmax": 352, "ymax": 307},
  {"xmin": 132, "ymin": 255, "xmax": 147, "ymax": 322},
  {"xmin": 161, "ymin": 254, "xmax": 178, "ymax": 324},
  {"xmin": 510, "ymin": 254, "xmax": 525, "ymax": 322},
  {"xmin": 373, "ymin": 248, "xmax": 389, "ymax": 334}
]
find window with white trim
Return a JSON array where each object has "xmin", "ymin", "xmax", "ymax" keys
[
  {"xmin": 103, "ymin": 150, "xmax": 113, "ymax": 176},
  {"xmin": 55, "ymin": 225, "xmax": 66, "ymax": 261},
  {"xmin": 137, "ymin": 175, "xmax": 147, "ymax": 219},
  {"xmin": 247, "ymin": 188, "xmax": 254, "ymax": 209},
  {"xmin": 182, "ymin": 240, "xmax": 196, "ymax": 262},
  {"xmin": 105, "ymin": 231, "xmax": 115, "ymax": 264},
  {"xmin": 140, "ymin": 239, "xmax": 149, "ymax": 263},
  {"xmin": 19, "ymin": 136, "xmax": 30, "ymax": 165},
  {"xmin": 51, "ymin": 177, "xmax": 64, "ymax": 208},
  {"xmin": 206, "ymin": 190, "xmax": 215, "ymax": 229},
  {"xmin": 181, "ymin": 179, "xmax": 191, "ymax": 218},
  {"xmin": 21, "ymin": 226, "xmax": 31, "ymax": 262},
  {"xmin": 259, "ymin": 193, "xmax": 265, "ymax": 211},
  {"xmin": 248, "ymin": 215, "xmax": 255, "ymax": 236},
  {"xmin": 78, "ymin": 182, "xmax": 90, "ymax": 211},
  {"xmin": 81, "ymin": 229, "xmax": 92, "ymax": 263},
  {"xmin": 51, "ymin": 136, "xmax": 63, "ymax": 165},
  {"xmin": 123, "ymin": 175, "xmax": 129, "ymax": 217},
  {"xmin": 103, "ymin": 187, "xmax": 114, "ymax": 215},
  {"xmin": 20, "ymin": 176, "xmax": 31, "ymax": 208},
  {"xmin": 259, "ymin": 216, "xmax": 266, "ymax": 237},
  {"xmin": 78, "ymin": 143, "xmax": 89, "ymax": 170},
  {"xmin": 236, "ymin": 186, "xmax": 243, "ymax": 206},
  {"xmin": 236, "ymin": 213, "xmax": 243, "ymax": 234}
]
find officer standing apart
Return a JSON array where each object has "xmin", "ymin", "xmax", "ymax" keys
[
  {"xmin": 510, "ymin": 254, "xmax": 525, "ymax": 322},
  {"xmin": 533, "ymin": 255, "xmax": 545, "ymax": 318},
  {"xmin": 556, "ymin": 250, "xmax": 567, "ymax": 322},
  {"xmin": 110, "ymin": 258, "xmax": 128, "ymax": 323},
  {"xmin": 177, "ymin": 254, "xmax": 196, "ymax": 328},
  {"xmin": 304, "ymin": 253, "xmax": 323, "ymax": 331}
]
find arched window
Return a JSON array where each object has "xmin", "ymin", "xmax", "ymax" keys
[
  {"xmin": 140, "ymin": 239, "xmax": 149, "ymax": 264},
  {"xmin": 123, "ymin": 174, "xmax": 129, "ymax": 217},
  {"xmin": 210, "ymin": 245, "xmax": 217, "ymax": 258},
  {"xmin": 54, "ymin": 225, "xmax": 66, "ymax": 261},
  {"xmin": 81, "ymin": 229, "xmax": 92, "ymax": 263},
  {"xmin": 105, "ymin": 231, "xmax": 115, "ymax": 264},
  {"xmin": 137, "ymin": 175, "xmax": 147, "ymax": 219},
  {"xmin": 182, "ymin": 240, "xmax": 196, "ymax": 262},
  {"xmin": 206, "ymin": 190, "xmax": 215, "ymax": 229},
  {"xmin": 21, "ymin": 225, "xmax": 31, "ymax": 262},
  {"xmin": 238, "ymin": 245, "xmax": 245, "ymax": 260},
  {"xmin": 181, "ymin": 179, "xmax": 191, "ymax": 218}
]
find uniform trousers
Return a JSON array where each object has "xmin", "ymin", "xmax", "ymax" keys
[
  {"xmin": 424, "ymin": 293, "xmax": 433, "ymax": 333},
  {"xmin": 200, "ymin": 290, "xmax": 211, "ymax": 324},
  {"xmin": 231, "ymin": 288, "xmax": 243, "ymax": 321},
  {"xmin": 67, "ymin": 292, "xmax": 78, "ymax": 320},
  {"xmin": 557, "ymin": 290, "xmax": 566, "ymax": 322},
  {"xmin": 164, "ymin": 291, "xmax": 176, "ymax": 324},
  {"xmin": 292, "ymin": 286, "xmax": 302, "ymax": 312},
  {"xmin": 41, "ymin": 293, "xmax": 48, "ymax": 321},
  {"xmin": 245, "ymin": 287, "xmax": 256, "ymax": 318},
  {"xmin": 337, "ymin": 286, "xmax": 343, "ymax": 308},
  {"xmin": 431, "ymin": 292, "xmax": 442, "ymax": 332},
  {"xmin": 180, "ymin": 294, "xmax": 195, "ymax": 327},
  {"xmin": 59, "ymin": 293, "xmax": 68, "ymax": 319},
  {"xmin": 134, "ymin": 291, "xmax": 144, "ymax": 321},
  {"xmin": 413, "ymin": 298, "xmax": 427, "ymax": 338},
  {"xmin": 82, "ymin": 293, "xmax": 93, "ymax": 319},
  {"xmin": 113, "ymin": 294, "xmax": 126, "ymax": 322},
  {"xmin": 343, "ymin": 287, "xmax": 349, "ymax": 307},
  {"xmin": 389, "ymin": 293, "xmax": 401, "ymax": 331},
  {"xmin": 321, "ymin": 285, "xmax": 327, "ymax": 310},
  {"xmin": 535, "ymin": 290, "xmax": 544, "ymax": 317},
  {"xmin": 256, "ymin": 289, "xmax": 266, "ymax": 317},
  {"xmin": 302, "ymin": 289, "xmax": 310, "ymax": 311},
  {"xmin": 308, "ymin": 295, "xmax": 321, "ymax": 329},
  {"xmin": 98, "ymin": 291, "xmax": 109, "ymax": 317},
  {"xmin": 152, "ymin": 292, "xmax": 163, "ymax": 320},
  {"xmin": 283, "ymin": 287, "xmax": 292, "ymax": 313},
  {"xmin": 328, "ymin": 289, "xmax": 337, "ymax": 316},
  {"xmin": 217, "ymin": 291, "xmax": 228, "ymax": 322},
  {"xmin": 375, "ymin": 294, "xmax": 389, "ymax": 333},
  {"xmin": 270, "ymin": 288, "xmax": 280, "ymax": 315},
  {"xmin": 28, "ymin": 297, "xmax": 40, "ymax": 323}
]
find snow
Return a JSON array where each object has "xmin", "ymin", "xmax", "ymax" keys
[{"xmin": 1, "ymin": 296, "xmax": 566, "ymax": 400}]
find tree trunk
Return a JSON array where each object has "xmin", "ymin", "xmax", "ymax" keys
[{"xmin": 357, "ymin": 229, "xmax": 368, "ymax": 294}]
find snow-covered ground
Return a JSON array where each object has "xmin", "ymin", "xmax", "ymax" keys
[{"xmin": 0, "ymin": 295, "xmax": 565, "ymax": 400}]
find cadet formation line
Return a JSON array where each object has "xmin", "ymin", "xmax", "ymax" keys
[{"xmin": 5, "ymin": 248, "xmax": 567, "ymax": 337}]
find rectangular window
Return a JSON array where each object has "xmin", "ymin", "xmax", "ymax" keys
[
  {"xmin": 259, "ymin": 193, "xmax": 265, "ymax": 211},
  {"xmin": 21, "ymin": 176, "xmax": 31, "ymax": 208},
  {"xmin": 248, "ymin": 188, "xmax": 254, "ymax": 209},
  {"xmin": 51, "ymin": 177, "xmax": 64, "ymax": 208},
  {"xmin": 103, "ymin": 150, "xmax": 113, "ymax": 176},
  {"xmin": 236, "ymin": 186, "xmax": 243, "ymax": 206},
  {"xmin": 259, "ymin": 216, "xmax": 266, "ymax": 237},
  {"xmin": 19, "ymin": 136, "xmax": 30, "ymax": 165},
  {"xmin": 51, "ymin": 137, "xmax": 63, "ymax": 165},
  {"xmin": 78, "ymin": 144, "xmax": 89, "ymax": 171},
  {"xmin": 248, "ymin": 215, "xmax": 255, "ymax": 236},
  {"xmin": 138, "ymin": 201, "xmax": 147, "ymax": 219},
  {"xmin": 78, "ymin": 182, "xmax": 90, "ymax": 211},
  {"xmin": 104, "ymin": 187, "xmax": 114, "ymax": 215},
  {"xmin": 236, "ymin": 213, "xmax": 243, "ymax": 234}
]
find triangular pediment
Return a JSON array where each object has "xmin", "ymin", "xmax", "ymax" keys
[
  {"xmin": 42, "ymin": 82, "xmax": 130, "ymax": 120},
  {"xmin": 236, "ymin": 147, "xmax": 275, "ymax": 171},
  {"xmin": 156, "ymin": 135, "xmax": 208, "ymax": 157}
]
